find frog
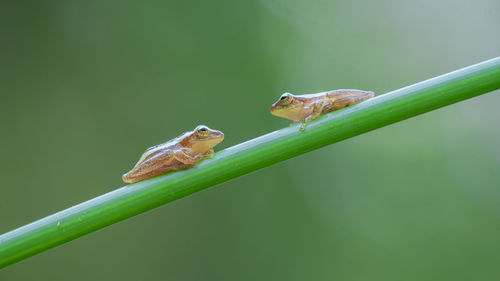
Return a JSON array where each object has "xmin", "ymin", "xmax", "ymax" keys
[
  {"xmin": 269, "ymin": 89, "xmax": 374, "ymax": 130},
  {"xmin": 122, "ymin": 125, "xmax": 224, "ymax": 184}
]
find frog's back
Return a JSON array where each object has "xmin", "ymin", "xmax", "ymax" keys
[
  {"xmin": 325, "ymin": 89, "xmax": 374, "ymax": 101},
  {"xmin": 135, "ymin": 130, "xmax": 193, "ymax": 165},
  {"xmin": 134, "ymin": 138, "xmax": 180, "ymax": 167}
]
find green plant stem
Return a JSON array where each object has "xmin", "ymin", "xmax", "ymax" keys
[{"xmin": 1, "ymin": 57, "xmax": 500, "ymax": 269}]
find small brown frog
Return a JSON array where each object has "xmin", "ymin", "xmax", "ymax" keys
[
  {"xmin": 270, "ymin": 89, "xmax": 374, "ymax": 130},
  {"xmin": 122, "ymin": 125, "xmax": 224, "ymax": 183}
]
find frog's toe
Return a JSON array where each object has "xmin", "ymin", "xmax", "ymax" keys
[{"xmin": 299, "ymin": 122, "xmax": 308, "ymax": 131}]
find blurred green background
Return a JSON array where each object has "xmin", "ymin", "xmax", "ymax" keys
[{"xmin": 1, "ymin": 0, "xmax": 500, "ymax": 280}]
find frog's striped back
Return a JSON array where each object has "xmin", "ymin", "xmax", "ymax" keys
[{"xmin": 133, "ymin": 131, "xmax": 191, "ymax": 167}]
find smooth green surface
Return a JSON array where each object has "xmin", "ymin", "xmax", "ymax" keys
[{"xmin": 1, "ymin": 57, "xmax": 500, "ymax": 269}]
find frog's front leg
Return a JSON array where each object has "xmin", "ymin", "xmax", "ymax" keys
[
  {"xmin": 300, "ymin": 101, "xmax": 331, "ymax": 131},
  {"xmin": 173, "ymin": 149, "xmax": 212, "ymax": 165}
]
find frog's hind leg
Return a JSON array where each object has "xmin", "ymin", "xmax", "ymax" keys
[
  {"xmin": 123, "ymin": 163, "xmax": 193, "ymax": 183},
  {"xmin": 331, "ymin": 91, "xmax": 374, "ymax": 110}
]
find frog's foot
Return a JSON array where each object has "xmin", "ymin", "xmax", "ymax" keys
[
  {"xmin": 299, "ymin": 121, "xmax": 310, "ymax": 131},
  {"xmin": 190, "ymin": 153, "xmax": 213, "ymax": 167},
  {"xmin": 194, "ymin": 151, "xmax": 214, "ymax": 162},
  {"xmin": 205, "ymin": 148, "xmax": 215, "ymax": 158}
]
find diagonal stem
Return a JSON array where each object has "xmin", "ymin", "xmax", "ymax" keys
[{"xmin": 1, "ymin": 57, "xmax": 500, "ymax": 269}]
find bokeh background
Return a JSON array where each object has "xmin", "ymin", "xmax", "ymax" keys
[{"xmin": 1, "ymin": 0, "xmax": 500, "ymax": 280}]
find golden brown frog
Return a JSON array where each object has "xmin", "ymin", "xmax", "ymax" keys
[
  {"xmin": 270, "ymin": 89, "xmax": 374, "ymax": 130},
  {"xmin": 122, "ymin": 125, "xmax": 224, "ymax": 183}
]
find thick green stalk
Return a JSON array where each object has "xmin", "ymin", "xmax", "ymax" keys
[{"xmin": 1, "ymin": 57, "xmax": 500, "ymax": 269}]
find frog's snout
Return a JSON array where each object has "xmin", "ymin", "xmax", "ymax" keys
[
  {"xmin": 209, "ymin": 129, "xmax": 224, "ymax": 142},
  {"xmin": 122, "ymin": 172, "xmax": 133, "ymax": 184},
  {"xmin": 216, "ymin": 131, "xmax": 224, "ymax": 140},
  {"xmin": 269, "ymin": 102, "xmax": 280, "ymax": 114}
]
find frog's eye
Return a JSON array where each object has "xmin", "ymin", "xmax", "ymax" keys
[
  {"xmin": 196, "ymin": 126, "xmax": 210, "ymax": 138},
  {"xmin": 279, "ymin": 93, "xmax": 293, "ymax": 106}
]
